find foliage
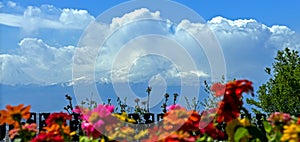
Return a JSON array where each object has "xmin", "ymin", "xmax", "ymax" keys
[{"xmin": 247, "ymin": 48, "xmax": 300, "ymax": 115}]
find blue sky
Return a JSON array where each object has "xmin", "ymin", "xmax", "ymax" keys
[{"xmin": 0, "ymin": 0, "xmax": 300, "ymax": 87}]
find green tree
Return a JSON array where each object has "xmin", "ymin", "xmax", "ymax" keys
[{"xmin": 247, "ymin": 48, "xmax": 300, "ymax": 115}]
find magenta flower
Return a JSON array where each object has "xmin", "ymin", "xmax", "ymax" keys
[
  {"xmin": 167, "ymin": 104, "xmax": 183, "ymax": 111},
  {"xmin": 93, "ymin": 104, "xmax": 114, "ymax": 117},
  {"xmin": 81, "ymin": 120, "xmax": 101, "ymax": 138}
]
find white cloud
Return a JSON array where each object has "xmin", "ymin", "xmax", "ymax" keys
[
  {"xmin": 110, "ymin": 8, "xmax": 160, "ymax": 29},
  {"xmin": 0, "ymin": 4, "xmax": 95, "ymax": 32},
  {"xmin": 0, "ymin": 13, "xmax": 23, "ymax": 27},
  {"xmin": 1, "ymin": 8, "xmax": 300, "ymax": 86},
  {"xmin": 59, "ymin": 9, "xmax": 95, "ymax": 29},
  {"xmin": 207, "ymin": 16, "xmax": 300, "ymax": 82},
  {"xmin": 24, "ymin": 6, "xmax": 42, "ymax": 17},
  {"xmin": 0, "ymin": 38, "xmax": 75, "ymax": 85},
  {"xmin": 7, "ymin": 1, "xmax": 17, "ymax": 8}
]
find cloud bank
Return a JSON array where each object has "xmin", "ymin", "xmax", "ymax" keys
[
  {"xmin": 1, "ymin": 4, "xmax": 300, "ymax": 86},
  {"xmin": 0, "ymin": 2, "xmax": 95, "ymax": 32}
]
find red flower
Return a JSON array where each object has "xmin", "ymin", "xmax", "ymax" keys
[
  {"xmin": 45, "ymin": 112, "xmax": 72, "ymax": 125},
  {"xmin": 216, "ymin": 96, "xmax": 242, "ymax": 123},
  {"xmin": 31, "ymin": 132, "xmax": 64, "ymax": 142},
  {"xmin": 200, "ymin": 122, "xmax": 226, "ymax": 140},
  {"xmin": 225, "ymin": 80, "xmax": 254, "ymax": 98},
  {"xmin": 216, "ymin": 80, "xmax": 253, "ymax": 123},
  {"xmin": 211, "ymin": 82, "xmax": 226, "ymax": 97}
]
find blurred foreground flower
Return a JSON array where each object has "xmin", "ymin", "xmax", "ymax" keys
[
  {"xmin": 0, "ymin": 104, "xmax": 31, "ymax": 127},
  {"xmin": 281, "ymin": 123, "xmax": 300, "ymax": 142},
  {"xmin": 216, "ymin": 80, "xmax": 254, "ymax": 123}
]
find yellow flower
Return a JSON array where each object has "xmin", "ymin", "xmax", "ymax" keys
[
  {"xmin": 134, "ymin": 129, "xmax": 148, "ymax": 140},
  {"xmin": 120, "ymin": 126, "xmax": 135, "ymax": 134},
  {"xmin": 281, "ymin": 124, "xmax": 300, "ymax": 142},
  {"xmin": 112, "ymin": 112, "xmax": 136, "ymax": 123},
  {"xmin": 226, "ymin": 118, "xmax": 251, "ymax": 142}
]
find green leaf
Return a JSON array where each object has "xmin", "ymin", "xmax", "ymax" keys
[
  {"xmin": 79, "ymin": 136, "xmax": 98, "ymax": 142},
  {"xmin": 196, "ymin": 135, "xmax": 207, "ymax": 142},
  {"xmin": 263, "ymin": 121, "xmax": 272, "ymax": 133},
  {"xmin": 14, "ymin": 138, "xmax": 22, "ymax": 142},
  {"xmin": 234, "ymin": 127, "xmax": 249, "ymax": 142}
]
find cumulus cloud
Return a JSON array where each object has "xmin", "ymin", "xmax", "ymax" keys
[
  {"xmin": 1, "ymin": 8, "xmax": 300, "ymax": 86},
  {"xmin": 0, "ymin": 38, "xmax": 75, "ymax": 85},
  {"xmin": 0, "ymin": 3, "xmax": 95, "ymax": 32},
  {"xmin": 110, "ymin": 8, "xmax": 161, "ymax": 29},
  {"xmin": 59, "ymin": 9, "xmax": 95, "ymax": 29},
  {"xmin": 207, "ymin": 16, "xmax": 300, "ymax": 82}
]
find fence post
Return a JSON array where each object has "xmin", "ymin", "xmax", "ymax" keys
[
  {"xmin": 39, "ymin": 113, "xmax": 50, "ymax": 131},
  {"xmin": 27, "ymin": 112, "xmax": 37, "ymax": 124},
  {"xmin": 0, "ymin": 124, "xmax": 6, "ymax": 141}
]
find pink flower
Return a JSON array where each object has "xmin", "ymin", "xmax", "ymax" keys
[
  {"xmin": 72, "ymin": 106, "xmax": 82, "ymax": 114},
  {"xmin": 81, "ymin": 120, "xmax": 101, "ymax": 138},
  {"xmin": 93, "ymin": 104, "xmax": 114, "ymax": 117},
  {"xmin": 93, "ymin": 120, "xmax": 105, "ymax": 129},
  {"xmin": 267, "ymin": 112, "xmax": 291, "ymax": 125},
  {"xmin": 167, "ymin": 104, "xmax": 183, "ymax": 111},
  {"xmin": 105, "ymin": 105, "xmax": 114, "ymax": 113},
  {"xmin": 82, "ymin": 121, "xmax": 94, "ymax": 133}
]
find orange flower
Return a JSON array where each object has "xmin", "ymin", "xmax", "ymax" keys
[
  {"xmin": 163, "ymin": 106, "xmax": 188, "ymax": 131},
  {"xmin": 0, "ymin": 110, "xmax": 7, "ymax": 125},
  {"xmin": 164, "ymin": 131, "xmax": 196, "ymax": 142},
  {"xmin": 0, "ymin": 104, "xmax": 31, "ymax": 127},
  {"xmin": 44, "ymin": 124, "xmax": 72, "ymax": 135}
]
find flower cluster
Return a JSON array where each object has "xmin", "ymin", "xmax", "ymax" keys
[
  {"xmin": 264, "ymin": 112, "xmax": 300, "ymax": 142},
  {"xmin": 32, "ymin": 112, "xmax": 74, "ymax": 142},
  {"xmin": 73, "ymin": 104, "xmax": 116, "ymax": 139},
  {"xmin": 0, "ymin": 104, "xmax": 74, "ymax": 141},
  {"xmin": 0, "ymin": 104, "xmax": 35, "ymax": 141},
  {"xmin": 1, "ymin": 80, "xmax": 299, "ymax": 142},
  {"xmin": 268, "ymin": 112, "xmax": 292, "ymax": 125}
]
